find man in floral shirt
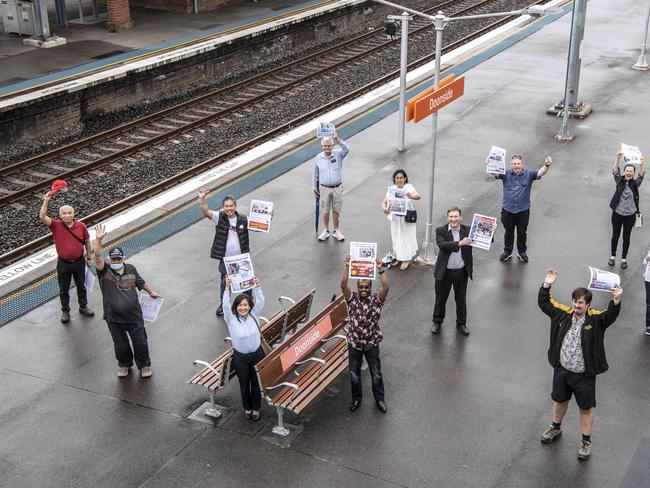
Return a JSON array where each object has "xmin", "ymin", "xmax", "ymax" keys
[
  {"xmin": 537, "ymin": 268, "xmax": 622, "ymax": 461},
  {"xmin": 340, "ymin": 255, "xmax": 389, "ymax": 413}
]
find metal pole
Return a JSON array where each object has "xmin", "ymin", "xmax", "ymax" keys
[
  {"xmin": 633, "ymin": 1, "xmax": 650, "ymax": 70},
  {"xmin": 397, "ymin": 13, "xmax": 411, "ymax": 152},
  {"xmin": 420, "ymin": 11, "xmax": 446, "ymax": 264},
  {"xmin": 556, "ymin": 0, "xmax": 584, "ymax": 140},
  {"xmin": 33, "ymin": 0, "xmax": 52, "ymax": 37}
]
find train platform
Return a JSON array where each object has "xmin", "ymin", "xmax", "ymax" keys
[
  {"xmin": 0, "ymin": 0, "xmax": 354, "ymax": 102},
  {"xmin": 1, "ymin": 0, "xmax": 649, "ymax": 486}
]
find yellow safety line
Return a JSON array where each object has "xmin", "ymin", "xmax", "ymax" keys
[{"xmin": 0, "ymin": 0, "xmax": 342, "ymax": 100}]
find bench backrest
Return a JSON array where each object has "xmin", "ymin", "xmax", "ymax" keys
[
  {"xmin": 260, "ymin": 310, "xmax": 288, "ymax": 345},
  {"xmin": 280, "ymin": 288, "xmax": 316, "ymax": 342},
  {"xmin": 255, "ymin": 295, "xmax": 348, "ymax": 392}
]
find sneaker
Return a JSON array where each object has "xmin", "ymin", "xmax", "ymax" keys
[
  {"xmin": 517, "ymin": 252, "xmax": 529, "ymax": 263},
  {"xmin": 645, "ymin": 328, "xmax": 650, "ymax": 336},
  {"xmin": 60, "ymin": 311, "xmax": 71, "ymax": 324},
  {"xmin": 620, "ymin": 260, "xmax": 628, "ymax": 270},
  {"xmin": 540, "ymin": 426, "xmax": 562, "ymax": 444},
  {"xmin": 140, "ymin": 366, "xmax": 153, "ymax": 378},
  {"xmin": 607, "ymin": 257, "xmax": 615, "ymax": 267},
  {"xmin": 332, "ymin": 230, "xmax": 345, "ymax": 241},
  {"xmin": 318, "ymin": 230, "xmax": 330, "ymax": 241},
  {"xmin": 117, "ymin": 367, "xmax": 130, "ymax": 378},
  {"xmin": 79, "ymin": 306, "xmax": 95, "ymax": 317},
  {"xmin": 577, "ymin": 440, "xmax": 592, "ymax": 460},
  {"xmin": 499, "ymin": 251, "xmax": 512, "ymax": 262},
  {"xmin": 216, "ymin": 304, "xmax": 224, "ymax": 316}
]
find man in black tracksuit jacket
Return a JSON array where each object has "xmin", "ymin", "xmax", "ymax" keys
[{"xmin": 537, "ymin": 268, "xmax": 622, "ymax": 461}]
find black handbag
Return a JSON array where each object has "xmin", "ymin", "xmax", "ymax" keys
[{"xmin": 405, "ymin": 209, "xmax": 417, "ymax": 223}]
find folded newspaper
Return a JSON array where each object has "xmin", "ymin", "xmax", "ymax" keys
[{"xmin": 224, "ymin": 252, "xmax": 257, "ymax": 292}]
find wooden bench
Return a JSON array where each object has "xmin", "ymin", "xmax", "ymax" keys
[
  {"xmin": 255, "ymin": 294, "xmax": 349, "ymax": 436},
  {"xmin": 187, "ymin": 288, "xmax": 315, "ymax": 419}
]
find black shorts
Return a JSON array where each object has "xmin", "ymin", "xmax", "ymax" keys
[{"xmin": 551, "ymin": 367, "xmax": 596, "ymax": 410}]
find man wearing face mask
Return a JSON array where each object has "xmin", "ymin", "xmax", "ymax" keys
[
  {"xmin": 198, "ymin": 189, "xmax": 251, "ymax": 316},
  {"xmin": 538, "ymin": 268, "xmax": 622, "ymax": 461},
  {"xmin": 313, "ymin": 132, "xmax": 350, "ymax": 241},
  {"xmin": 39, "ymin": 193, "xmax": 95, "ymax": 324},
  {"xmin": 487, "ymin": 154, "xmax": 552, "ymax": 262},
  {"xmin": 341, "ymin": 255, "xmax": 389, "ymax": 413},
  {"xmin": 93, "ymin": 224, "xmax": 159, "ymax": 378}
]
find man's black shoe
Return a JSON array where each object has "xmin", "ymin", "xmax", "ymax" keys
[
  {"xmin": 499, "ymin": 251, "xmax": 512, "ymax": 262},
  {"xmin": 517, "ymin": 252, "xmax": 529, "ymax": 263},
  {"xmin": 349, "ymin": 400, "xmax": 361, "ymax": 412},
  {"xmin": 376, "ymin": 400, "xmax": 387, "ymax": 413},
  {"xmin": 457, "ymin": 324, "xmax": 470, "ymax": 336},
  {"xmin": 216, "ymin": 305, "xmax": 224, "ymax": 316},
  {"xmin": 431, "ymin": 322, "xmax": 441, "ymax": 335},
  {"xmin": 61, "ymin": 311, "xmax": 70, "ymax": 324}
]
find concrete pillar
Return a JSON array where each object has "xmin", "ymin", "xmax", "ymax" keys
[{"xmin": 106, "ymin": 0, "xmax": 134, "ymax": 31}]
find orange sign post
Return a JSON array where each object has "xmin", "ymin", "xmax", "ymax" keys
[{"xmin": 409, "ymin": 75, "xmax": 465, "ymax": 123}]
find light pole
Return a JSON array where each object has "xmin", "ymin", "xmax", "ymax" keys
[
  {"xmin": 372, "ymin": 0, "xmax": 559, "ymax": 263},
  {"xmin": 388, "ymin": 12, "xmax": 413, "ymax": 152},
  {"xmin": 633, "ymin": 2, "xmax": 650, "ymax": 70}
]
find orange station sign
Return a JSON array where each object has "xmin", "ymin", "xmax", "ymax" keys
[{"xmin": 407, "ymin": 75, "xmax": 465, "ymax": 123}]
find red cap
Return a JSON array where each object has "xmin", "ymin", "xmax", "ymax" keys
[{"xmin": 48, "ymin": 180, "xmax": 68, "ymax": 195}]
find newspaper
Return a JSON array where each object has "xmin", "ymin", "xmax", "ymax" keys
[
  {"xmin": 486, "ymin": 146, "xmax": 507, "ymax": 174},
  {"xmin": 84, "ymin": 267, "xmax": 95, "ymax": 295},
  {"xmin": 387, "ymin": 186, "xmax": 407, "ymax": 216},
  {"xmin": 224, "ymin": 252, "xmax": 257, "ymax": 292},
  {"xmin": 316, "ymin": 121, "xmax": 336, "ymax": 138},
  {"xmin": 621, "ymin": 143, "xmax": 643, "ymax": 165},
  {"xmin": 468, "ymin": 214, "xmax": 497, "ymax": 250},
  {"xmin": 587, "ymin": 266, "xmax": 620, "ymax": 292},
  {"xmin": 248, "ymin": 199, "xmax": 273, "ymax": 233},
  {"xmin": 349, "ymin": 242, "xmax": 377, "ymax": 280},
  {"xmin": 139, "ymin": 294, "xmax": 164, "ymax": 322}
]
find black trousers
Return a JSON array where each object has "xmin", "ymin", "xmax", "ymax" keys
[
  {"xmin": 107, "ymin": 322, "xmax": 151, "ymax": 369},
  {"xmin": 348, "ymin": 344, "xmax": 384, "ymax": 402},
  {"xmin": 501, "ymin": 208, "xmax": 530, "ymax": 254},
  {"xmin": 433, "ymin": 268, "xmax": 468, "ymax": 326},
  {"xmin": 56, "ymin": 256, "xmax": 88, "ymax": 312},
  {"xmin": 231, "ymin": 346, "xmax": 265, "ymax": 410},
  {"xmin": 610, "ymin": 212, "xmax": 636, "ymax": 258}
]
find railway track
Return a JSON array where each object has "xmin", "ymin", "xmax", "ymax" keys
[{"xmin": 0, "ymin": 0, "xmax": 549, "ymax": 268}]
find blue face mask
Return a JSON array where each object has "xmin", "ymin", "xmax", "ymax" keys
[{"xmin": 109, "ymin": 262, "xmax": 124, "ymax": 271}]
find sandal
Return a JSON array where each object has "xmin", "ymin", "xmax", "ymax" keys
[{"xmin": 400, "ymin": 261, "xmax": 411, "ymax": 270}]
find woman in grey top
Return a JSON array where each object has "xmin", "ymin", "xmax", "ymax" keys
[
  {"xmin": 223, "ymin": 277, "xmax": 266, "ymax": 420},
  {"xmin": 608, "ymin": 151, "xmax": 645, "ymax": 269}
]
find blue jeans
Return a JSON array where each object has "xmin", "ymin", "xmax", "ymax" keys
[
  {"xmin": 107, "ymin": 322, "xmax": 151, "ymax": 369},
  {"xmin": 348, "ymin": 344, "xmax": 384, "ymax": 402}
]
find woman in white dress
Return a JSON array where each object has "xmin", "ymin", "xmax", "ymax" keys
[{"xmin": 381, "ymin": 169, "xmax": 421, "ymax": 269}]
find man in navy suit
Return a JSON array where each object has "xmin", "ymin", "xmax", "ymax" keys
[{"xmin": 432, "ymin": 207, "xmax": 474, "ymax": 336}]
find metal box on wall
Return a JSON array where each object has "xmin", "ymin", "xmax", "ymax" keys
[
  {"xmin": 1, "ymin": 0, "xmax": 36, "ymax": 35},
  {"xmin": 1, "ymin": 0, "xmax": 19, "ymax": 33}
]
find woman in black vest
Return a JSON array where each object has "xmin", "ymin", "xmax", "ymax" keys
[{"xmin": 608, "ymin": 151, "xmax": 645, "ymax": 269}]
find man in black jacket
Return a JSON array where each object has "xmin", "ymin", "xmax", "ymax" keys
[
  {"xmin": 538, "ymin": 268, "xmax": 622, "ymax": 461},
  {"xmin": 198, "ymin": 188, "xmax": 250, "ymax": 316},
  {"xmin": 432, "ymin": 207, "xmax": 474, "ymax": 337}
]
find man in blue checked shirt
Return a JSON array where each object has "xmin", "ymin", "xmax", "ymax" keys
[
  {"xmin": 313, "ymin": 132, "xmax": 350, "ymax": 241},
  {"xmin": 488, "ymin": 154, "xmax": 552, "ymax": 262}
]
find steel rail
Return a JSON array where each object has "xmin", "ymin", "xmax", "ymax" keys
[
  {"xmin": 0, "ymin": 0, "xmax": 492, "ymax": 207},
  {"xmin": 0, "ymin": 11, "xmax": 525, "ymax": 269}
]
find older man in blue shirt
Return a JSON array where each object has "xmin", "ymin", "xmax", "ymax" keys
[
  {"xmin": 489, "ymin": 154, "xmax": 552, "ymax": 262},
  {"xmin": 313, "ymin": 133, "xmax": 350, "ymax": 241}
]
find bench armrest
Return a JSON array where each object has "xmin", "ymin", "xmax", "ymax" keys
[
  {"xmin": 278, "ymin": 296, "xmax": 296, "ymax": 309},
  {"xmin": 320, "ymin": 334, "xmax": 347, "ymax": 343},
  {"xmin": 264, "ymin": 381, "xmax": 300, "ymax": 404},
  {"xmin": 224, "ymin": 337, "xmax": 232, "ymax": 347},
  {"xmin": 193, "ymin": 360, "xmax": 222, "ymax": 379},
  {"xmin": 295, "ymin": 357, "xmax": 326, "ymax": 366}
]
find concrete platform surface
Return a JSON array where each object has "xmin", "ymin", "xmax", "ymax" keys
[{"xmin": 1, "ymin": 0, "xmax": 650, "ymax": 487}]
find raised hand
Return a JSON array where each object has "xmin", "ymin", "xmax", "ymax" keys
[
  {"xmin": 94, "ymin": 223, "xmax": 106, "ymax": 240},
  {"xmin": 198, "ymin": 187, "xmax": 207, "ymax": 201},
  {"xmin": 544, "ymin": 268, "xmax": 558, "ymax": 286},
  {"xmin": 611, "ymin": 285, "xmax": 623, "ymax": 301}
]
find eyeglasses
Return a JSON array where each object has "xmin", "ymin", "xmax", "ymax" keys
[{"xmin": 358, "ymin": 285, "xmax": 371, "ymax": 290}]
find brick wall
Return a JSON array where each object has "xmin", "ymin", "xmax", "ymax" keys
[{"xmin": 106, "ymin": 0, "xmax": 134, "ymax": 31}]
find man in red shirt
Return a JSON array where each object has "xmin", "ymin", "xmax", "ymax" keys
[{"xmin": 39, "ymin": 193, "xmax": 95, "ymax": 323}]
